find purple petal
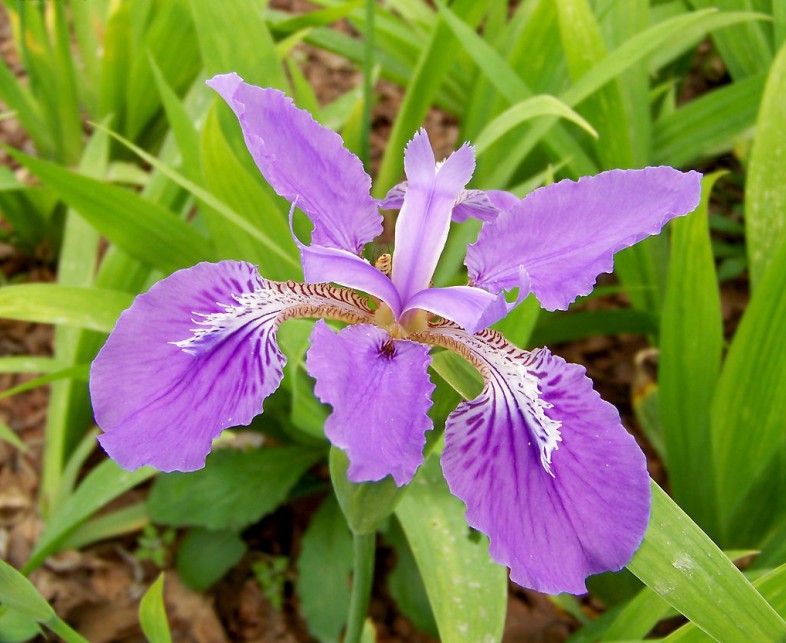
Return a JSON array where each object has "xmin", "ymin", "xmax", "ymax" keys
[
  {"xmin": 404, "ymin": 286, "xmax": 509, "ymax": 334},
  {"xmin": 465, "ymin": 167, "xmax": 702, "ymax": 310},
  {"xmin": 299, "ymin": 243, "xmax": 403, "ymax": 316},
  {"xmin": 379, "ymin": 182, "xmax": 406, "ymax": 210},
  {"xmin": 435, "ymin": 327, "xmax": 650, "ymax": 594},
  {"xmin": 391, "ymin": 130, "xmax": 476, "ymax": 305},
  {"xmin": 381, "ymin": 183, "xmax": 515, "ymax": 225},
  {"xmin": 91, "ymin": 262, "xmax": 373, "ymax": 472},
  {"xmin": 307, "ymin": 321, "xmax": 434, "ymax": 486},
  {"xmin": 207, "ymin": 73, "xmax": 382, "ymax": 254},
  {"xmin": 451, "ymin": 189, "xmax": 517, "ymax": 223}
]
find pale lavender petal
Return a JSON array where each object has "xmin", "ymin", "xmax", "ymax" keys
[
  {"xmin": 91, "ymin": 262, "xmax": 373, "ymax": 472},
  {"xmin": 391, "ymin": 130, "xmax": 476, "ymax": 304},
  {"xmin": 381, "ymin": 183, "xmax": 516, "ymax": 224},
  {"xmin": 299, "ymin": 243, "xmax": 402, "ymax": 316},
  {"xmin": 434, "ymin": 326, "xmax": 650, "ymax": 594},
  {"xmin": 403, "ymin": 286, "xmax": 508, "ymax": 334},
  {"xmin": 379, "ymin": 182, "xmax": 406, "ymax": 210},
  {"xmin": 451, "ymin": 189, "xmax": 518, "ymax": 223},
  {"xmin": 207, "ymin": 73, "xmax": 381, "ymax": 254},
  {"xmin": 466, "ymin": 167, "xmax": 702, "ymax": 310},
  {"xmin": 307, "ymin": 321, "xmax": 434, "ymax": 486}
]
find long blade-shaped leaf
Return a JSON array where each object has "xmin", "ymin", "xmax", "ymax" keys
[
  {"xmin": 745, "ymin": 41, "xmax": 786, "ymax": 288},
  {"xmin": 395, "ymin": 455, "xmax": 507, "ymax": 643},
  {"xmin": 711, "ymin": 223, "xmax": 786, "ymax": 538},
  {"xmin": 6, "ymin": 148, "xmax": 215, "ymax": 274},
  {"xmin": 0, "ymin": 285, "xmax": 131, "ymax": 333},
  {"xmin": 659, "ymin": 173, "xmax": 723, "ymax": 535},
  {"xmin": 627, "ymin": 483, "xmax": 786, "ymax": 640}
]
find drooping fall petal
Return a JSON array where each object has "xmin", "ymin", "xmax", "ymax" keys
[
  {"xmin": 307, "ymin": 321, "xmax": 434, "ymax": 486},
  {"xmin": 436, "ymin": 326, "xmax": 650, "ymax": 594},
  {"xmin": 91, "ymin": 261, "xmax": 372, "ymax": 472}
]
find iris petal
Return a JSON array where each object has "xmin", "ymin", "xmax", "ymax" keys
[
  {"xmin": 91, "ymin": 261, "xmax": 373, "ymax": 472},
  {"xmin": 433, "ymin": 325, "xmax": 650, "ymax": 594},
  {"xmin": 208, "ymin": 73, "xmax": 382, "ymax": 254},
  {"xmin": 307, "ymin": 321, "xmax": 434, "ymax": 486},
  {"xmin": 465, "ymin": 167, "xmax": 702, "ymax": 310},
  {"xmin": 380, "ymin": 182, "xmax": 516, "ymax": 224},
  {"xmin": 403, "ymin": 285, "xmax": 508, "ymax": 334},
  {"xmin": 391, "ymin": 130, "xmax": 475, "ymax": 305},
  {"xmin": 299, "ymin": 242, "xmax": 403, "ymax": 316}
]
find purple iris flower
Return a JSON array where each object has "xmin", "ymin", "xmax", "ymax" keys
[{"xmin": 89, "ymin": 73, "xmax": 702, "ymax": 595}]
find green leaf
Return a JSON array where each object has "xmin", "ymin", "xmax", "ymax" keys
[
  {"xmin": 474, "ymin": 95, "xmax": 598, "ymax": 156},
  {"xmin": 529, "ymin": 309, "xmax": 658, "ymax": 346},
  {"xmin": 556, "ymin": 0, "xmax": 634, "ymax": 169},
  {"xmin": 278, "ymin": 320, "xmax": 328, "ymax": 439},
  {"xmin": 125, "ymin": 0, "xmax": 200, "ymax": 141},
  {"xmin": 0, "ymin": 561, "xmax": 54, "ymax": 621},
  {"xmin": 664, "ymin": 561, "xmax": 786, "ymax": 641},
  {"xmin": 0, "ymin": 421, "xmax": 26, "ymax": 453},
  {"xmin": 429, "ymin": 351, "xmax": 482, "ymax": 402},
  {"xmin": 296, "ymin": 496, "xmax": 353, "ymax": 642},
  {"xmin": 60, "ymin": 503, "xmax": 149, "ymax": 552},
  {"xmin": 659, "ymin": 173, "xmax": 723, "ymax": 534},
  {"xmin": 95, "ymin": 122, "xmax": 301, "ymax": 277},
  {"xmin": 567, "ymin": 585, "xmax": 672, "ymax": 642},
  {"xmin": 330, "ymin": 447, "xmax": 406, "ymax": 535},
  {"xmin": 0, "ymin": 285, "xmax": 131, "ymax": 333},
  {"xmin": 386, "ymin": 520, "xmax": 438, "ymax": 638},
  {"xmin": 148, "ymin": 447, "xmax": 321, "ymax": 531},
  {"xmin": 139, "ymin": 573, "xmax": 172, "ymax": 643},
  {"xmin": 38, "ymin": 119, "xmax": 117, "ymax": 516},
  {"xmin": 653, "ymin": 73, "xmax": 766, "ymax": 166},
  {"xmin": 559, "ymin": 10, "xmax": 769, "ymax": 108},
  {"xmin": 374, "ymin": 0, "xmax": 490, "ymax": 195},
  {"xmin": 395, "ymin": 455, "xmax": 507, "ymax": 643},
  {"xmin": 0, "ymin": 607, "xmax": 42, "ymax": 643},
  {"xmin": 272, "ymin": 0, "xmax": 364, "ymax": 34},
  {"xmin": 190, "ymin": 0, "xmax": 288, "ymax": 90},
  {"xmin": 711, "ymin": 223, "xmax": 786, "ymax": 539},
  {"xmin": 98, "ymin": 2, "xmax": 133, "ymax": 130},
  {"xmin": 686, "ymin": 0, "xmax": 772, "ymax": 80},
  {"xmin": 199, "ymin": 106, "xmax": 300, "ymax": 278},
  {"xmin": 0, "ymin": 365, "xmax": 89, "ymax": 400},
  {"xmin": 25, "ymin": 460, "xmax": 156, "ymax": 573},
  {"xmin": 0, "ymin": 58, "xmax": 49, "ymax": 155},
  {"xmin": 6, "ymin": 148, "xmax": 214, "ymax": 274},
  {"xmin": 745, "ymin": 41, "xmax": 786, "ymax": 288},
  {"xmin": 435, "ymin": 0, "xmax": 597, "ymax": 183},
  {"xmin": 176, "ymin": 529, "xmax": 247, "ymax": 592},
  {"xmin": 627, "ymin": 483, "xmax": 786, "ymax": 641},
  {"xmin": 149, "ymin": 54, "xmax": 201, "ymax": 182}
]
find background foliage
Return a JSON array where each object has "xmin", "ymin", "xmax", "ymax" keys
[{"xmin": 0, "ymin": 0, "xmax": 785, "ymax": 641}]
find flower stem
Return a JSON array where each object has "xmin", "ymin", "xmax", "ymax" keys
[
  {"xmin": 344, "ymin": 531, "xmax": 376, "ymax": 643},
  {"xmin": 360, "ymin": 0, "xmax": 375, "ymax": 171}
]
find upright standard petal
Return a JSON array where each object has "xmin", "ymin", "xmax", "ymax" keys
[
  {"xmin": 208, "ymin": 73, "xmax": 382, "ymax": 254},
  {"xmin": 465, "ymin": 167, "xmax": 702, "ymax": 310},
  {"xmin": 91, "ymin": 261, "xmax": 373, "ymax": 472},
  {"xmin": 391, "ymin": 130, "xmax": 475, "ymax": 304},
  {"xmin": 307, "ymin": 321, "xmax": 434, "ymax": 486},
  {"xmin": 380, "ymin": 182, "xmax": 517, "ymax": 224},
  {"xmin": 430, "ymin": 326, "xmax": 650, "ymax": 594}
]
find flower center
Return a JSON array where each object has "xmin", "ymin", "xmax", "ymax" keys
[{"xmin": 374, "ymin": 304, "xmax": 428, "ymax": 339}]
